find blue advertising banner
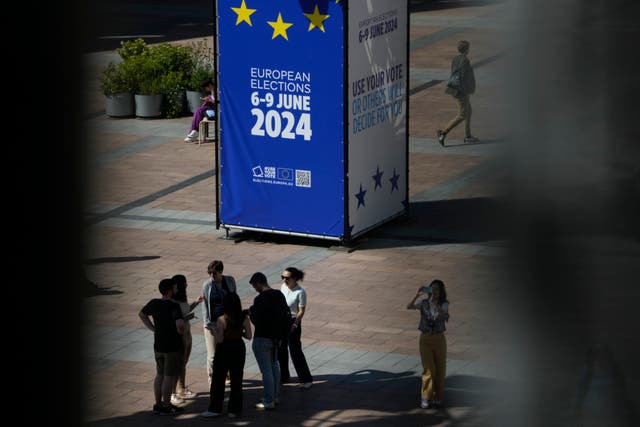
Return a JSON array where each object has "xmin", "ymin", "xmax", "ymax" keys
[{"xmin": 218, "ymin": 0, "xmax": 345, "ymax": 237}]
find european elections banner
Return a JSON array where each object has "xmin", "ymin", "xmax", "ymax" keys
[
  {"xmin": 347, "ymin": 0, "xmax": 408, "ymax": 238},
  {"xmin": 218, "ymin": 0, "xmax": 345, "ymax": 237}
]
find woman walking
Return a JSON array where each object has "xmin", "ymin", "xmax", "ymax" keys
[
  {"xmin": 407, "ymin": 279, "xmax": 449, "ymax": 409},
  {"xmin": 278, "ymin": 267, "xmax": 313, "ymax": 389}
]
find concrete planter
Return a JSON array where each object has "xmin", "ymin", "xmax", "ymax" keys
[
  {"xmin": 105, "ymin": 93, "xmax": 134, "ymax": 117},
  {"xmin": 186, "ymin": 90, "xmax": 203, "ymax": 113},
  {"xmin": 135, "ymin": 94, "xmax": 162, "ymax": 118}
]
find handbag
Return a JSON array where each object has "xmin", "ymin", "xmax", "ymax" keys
[{"xmin": 445, "ymin": 57, "xmax": 465, "ymax": 98}]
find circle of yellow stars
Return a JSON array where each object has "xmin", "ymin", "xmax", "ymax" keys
[{"xmin": 230, "ymin": 0, "xmax": 339, "ymax": 41}]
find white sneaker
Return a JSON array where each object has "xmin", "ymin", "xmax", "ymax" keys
[
  {"xmin": 420, "ymin": 398, "xmax": 430, "ymax": 409},
  {"xmin": 170, "ymin": 394, "xmax": 184, "ymax": 405},
  {"xmin": 255, "ymin": 401, "xmax": 275, "ymax": 410},
  {"xmin": 184, "ymin": 130, "xmax": 198, "ymax": 142},
  {"xmin": 179, "ymin": 389, "xmax": 196, "ymax": 399},
  {"xmin": 201, "ymin": 410, "xmax": 221, "ymax": 417}
]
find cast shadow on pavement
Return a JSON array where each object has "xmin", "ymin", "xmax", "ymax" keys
[
  {"xmin": 84, "ymin": 255, "xmax": 161, "ymax": 265},
  {"xmin": 84, "ymin": 277, "xmax": 123, "ymax": 297},
  {"xmin": 409, "ymin": 0, "xmax": 505, "ymax": 14},
  {"xmin": 84, "ymin": 370, "xmax": 508, "ymax": 426},
  {"xmin": 443, "ymin": 137, "xmax": 505, "ymax": 147},
  {"xmin": 83, "ymin": 256, "xmax": 160, "ymax": 297},
  {"xmin": 361, "ymin": 196, "xmax": 509, "ymax": 249},
  {"xmin": 225, "ymin": 197, "xmax": 507, "ymax": 252}
]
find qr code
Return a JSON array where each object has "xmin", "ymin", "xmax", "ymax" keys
[
  {"xmin": 296, "ymin": 170, "xmax": 311, "ymax": 188},
  {"xmin": 264, "ymin": 167, "xmax": 276, "ymax": 179}
]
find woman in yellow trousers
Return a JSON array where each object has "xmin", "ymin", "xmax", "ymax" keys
[{"xmin": 407, "ymin": 279, "xmax": 449, "ymax": 409}]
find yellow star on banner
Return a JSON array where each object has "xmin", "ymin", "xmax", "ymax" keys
[
  {"xmin": 304, "ymin": 5, "xmax": 329, "ymax": 32},
  {"xmin": 231, "ymin": 0, "xmax": 256, "ymax": 26},
  {"xmin": 267, "ymin": 13, "xmax": 293, "ymax": 40}
]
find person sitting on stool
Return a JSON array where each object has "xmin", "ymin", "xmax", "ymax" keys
[{"xmin": 185, "ymin": 78, "xmax": 215, "ymax": 143}]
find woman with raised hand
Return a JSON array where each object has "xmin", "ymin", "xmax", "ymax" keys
[{"xmin": 407, "ymin": 279, "xmax": 450, "ymax": 409}]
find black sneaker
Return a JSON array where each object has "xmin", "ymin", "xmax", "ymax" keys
[
  {"xmin": 437, "ymin": 130, "xmax": 446, "ymax": 146},
  {"xmin": 155, "ymin": 402, "xmax": 184, "ymax": 416}
]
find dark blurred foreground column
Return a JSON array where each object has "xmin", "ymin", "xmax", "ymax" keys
[
  {"xmin": 23, "ymin": 1, "xmax": 92, "ymax": 426},
  {"xmin": 499, "ymin": 0, "xmax": 640, "ymax": 425}
]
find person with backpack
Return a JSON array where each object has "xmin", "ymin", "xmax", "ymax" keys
[
  {"xmin": 248, "ymin": 272, "xmax": 291, "ymax": 410},
  {"xmin": 201, "ymin": 260, "xmax": 237, "ymax": 385},
  {"xmin": 437, "ymin": 40, "xmax": 479, "ymax": 146},
  {"xmin": 278, "ymin": 267, "xmax": 313, "ymax": 389}
]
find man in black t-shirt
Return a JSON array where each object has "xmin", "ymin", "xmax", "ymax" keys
[
  {"xmin": 248, "ymin": 272, "xmax": 291, "ymax": 410},
  {"xmin": 139, "ymin": 278, "xmax": 185, "ymax": 415}
]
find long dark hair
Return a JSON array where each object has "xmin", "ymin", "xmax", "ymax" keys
[
  {"xmin": 430, "ymin": 279, "xmax": 448, "ymax": 304},
  {"xmin": 172, "ymin": 274, "xmax": 187, "ymax": 302},
  {"xmin": 284, "ymin": 266, "xmax": 305, "ymax": 282},
  {"xmin": 223, "ymin": 292, "xmax": 244, "ymax": 329}
]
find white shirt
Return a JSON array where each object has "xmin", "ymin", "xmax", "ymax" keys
[{"xmin": 280, "ymin": 283, "xmax": 307, "ymax": 316}]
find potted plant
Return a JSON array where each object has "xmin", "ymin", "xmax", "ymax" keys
[
  {"xmin": 186, "ymin": 40, "xmax": 214, "ymax": 113},
  {"xmin": 100, "ymin": 38, "xmax": 148, "ymax": 118},
  {"xmin": 100, "ymin": 61, "xmax": 134, "ymax": 117},
  {"xmin": 135, "ymin": 74, "xmax": 163, "ymax": 118},
  {"xmin": 149, "ymin": 43, "xmax": 192, "ymax": 118},
  {"xmin": 186, "ymin": 65, "xmax": 213, "ymax": 113},
  {"xmin": 160, "ymin": 71, "xmax": 187, "ymax": 119}
]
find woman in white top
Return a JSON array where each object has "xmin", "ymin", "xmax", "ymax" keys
[{"xmin": 278, "ymin": 267, "xmax": 313, "ymax": 389}]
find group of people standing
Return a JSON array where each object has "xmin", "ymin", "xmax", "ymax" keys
[{"xmin": 138, "ymin": 260, "xmax": 313, "ymax": 418}]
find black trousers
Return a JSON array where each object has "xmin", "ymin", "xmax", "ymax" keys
[
  {"xmin": 209, "ymin": 339, "xmax": 245, "ymax": 414},
  {"xmin": 278, "ymin": 319, "xmax": 313, "ymax": 383}
]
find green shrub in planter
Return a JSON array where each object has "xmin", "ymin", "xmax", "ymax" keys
[
  {"xmin": 100, "ymin": 62, "xmax": 133, "ymax": 95},
  {"xmin": 161, "ymin": 71, "xmax": 187, "ymax": 118},
  {"xmin": 188, "ymin": 65, "xmax": 213, "ymax": 93},
  {"xmin": 117, "ymin": 38, "xmax": 149, "ymax": 60},
  {"xmin": 137, "ymin": 75, "xmax": 163, "ymax": 96},
  {"xmin": 149, "ymin": 43, "xmax": 193, "ymax": 76},
  {"xmin": 186, "ymin": 39, "xmax": 214, "ymax": 91},
  {"xmin": 124, "ymin": 54, "xmax": 164, "ymax": 95}
]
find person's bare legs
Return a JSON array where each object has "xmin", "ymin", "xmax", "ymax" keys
[
  {"xmin": 154, "ymin": 374, "xmax": 163, "ymax": 404},
  {"xmin": 162, "ymin": 375, "xmax": 178, "ymax": 404}
]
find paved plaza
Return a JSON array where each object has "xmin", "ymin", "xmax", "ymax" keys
[{"xmin": 79, "ymin": 1, "xmax": 639, "ymax": 426}]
